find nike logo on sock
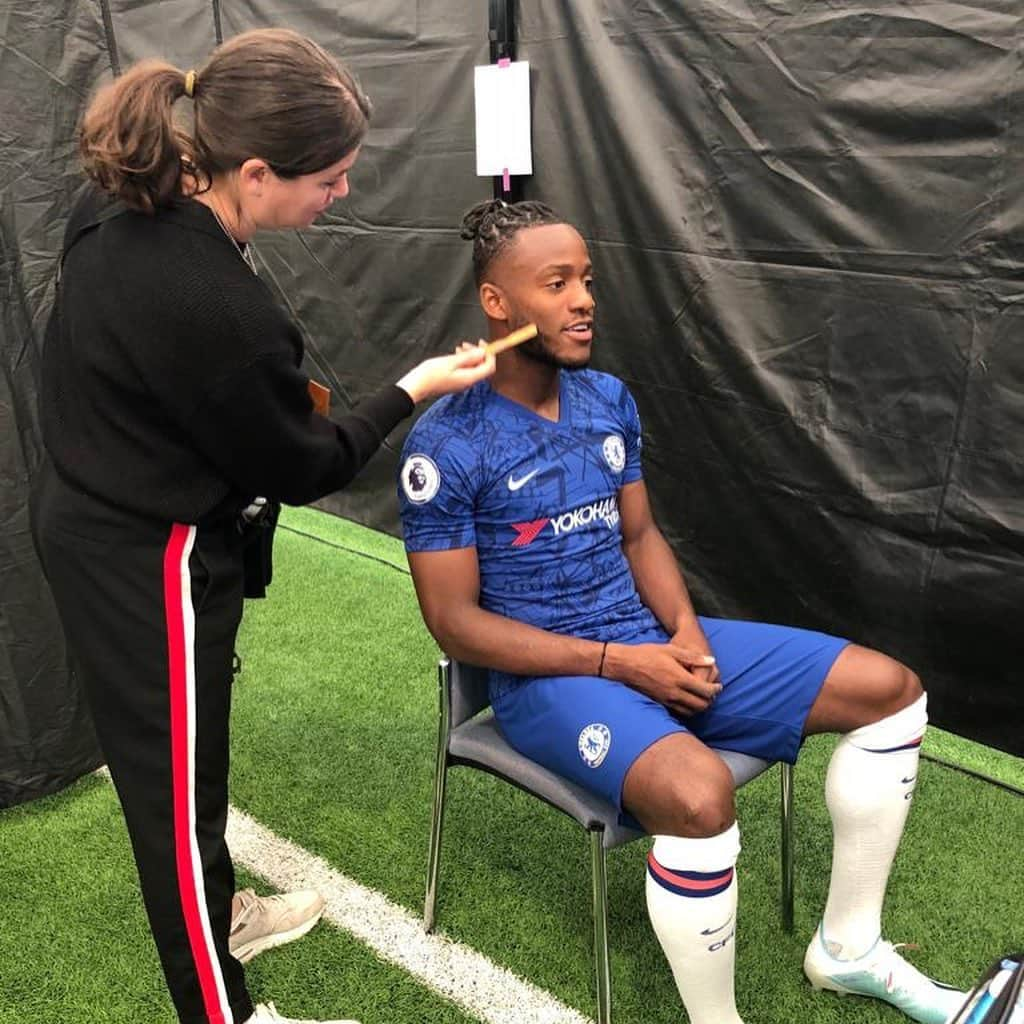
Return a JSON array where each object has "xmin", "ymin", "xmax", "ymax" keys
[
  {"xmin": 700, "ymin": 914, "xmax": 734, "ymax": 936},
  {"xmin": 901, "ymin": 775, "xmax": 917, "ymax": 784},
  {"xmin": 508, "ymin": 468, "xmax": 540, "ymax": 491}
]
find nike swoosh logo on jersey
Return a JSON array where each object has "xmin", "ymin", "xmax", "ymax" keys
[
  {"xmin": 901, "ymin": 775, "xmax": 917, "ymax": 784},
  {"xmin": 508, "ymin": 468, "xmax": 540, "ymax": 491}
]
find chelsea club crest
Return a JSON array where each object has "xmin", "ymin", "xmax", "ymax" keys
[
  {"xmin": 602, "ymin": 434, "xmax": 626, "ymax": 473},
  {"xmin": 578, "ymin": 723, "xmax": 612, "ymax": 768}
]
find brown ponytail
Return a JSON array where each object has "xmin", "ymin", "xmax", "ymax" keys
[
  {"xmin": 79, "ymin": 61, "xmax": 190, "ymax": 213},
  {"xmin": 78, "ymin": 28, "xmax": 371, "ymax": 214}
]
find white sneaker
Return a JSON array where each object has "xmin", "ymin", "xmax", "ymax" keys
[
  {"xmin": 804, "ymin": 924, "xmax": 967, "ymax": 1024},
  {"xmin": 246, "ymin": 1000, "xmax": 359, "ymax": 1024},
  {"xmin": 229, "ymin": 888, "xmax": 326, "ymax": 963}
]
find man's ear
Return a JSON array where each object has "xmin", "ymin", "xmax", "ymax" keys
[
  {"xmin": 479, "ymin": 282, "xmax": 510, "ymax": 323},
  {"xmin": 238, "ymin": 158, "xmax": 271, "ymax": 197}
]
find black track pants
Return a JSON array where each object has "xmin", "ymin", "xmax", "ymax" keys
[{"xmin": 31, "ymin": 461, "xmax": 255, "ymax": 1024}]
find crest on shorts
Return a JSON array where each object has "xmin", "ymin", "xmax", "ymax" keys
[
  {"xmin": 401, "ymin": 454, "xmax": 440, "ymax": 504},
  {"xmin": 578, "ymin": 723, "xmax": 612, "ymax": 768},
  {"xmin": 602, "ymin": 434, "xmax": 626, "ymax": 473}
]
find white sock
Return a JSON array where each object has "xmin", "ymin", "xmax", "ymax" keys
[
  {"xmin": 822, "ymin": 692, "xmax": 928, "ymax": 960},
  {"xmin": 645, "ymin": 823, "xmax": 744, "ymax": 1024}
]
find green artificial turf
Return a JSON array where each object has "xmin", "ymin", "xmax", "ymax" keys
[
  {"xmin": 3, "ymin": 504, "xmax": 1021, "ymax": 1024},
  {"xmin": 229, "ymin": 507, "xmax": 1024, "ymax": 1023},
  {"xmin": 0, "ymin": 772, "xmax": 480, "ymax": 1024}
]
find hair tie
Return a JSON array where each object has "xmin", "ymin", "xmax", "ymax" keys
[{"xmin": 184, "ymin": 69, "xmax": 197, "ymax": 98}]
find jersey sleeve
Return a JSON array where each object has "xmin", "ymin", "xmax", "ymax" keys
[
  {"xmin": 398, "ymin": 414, "xmax": 479, "ymax": 552},
  {"xmin": 620, "ymin": 382, "xmax": 644, "ymax": 484}
]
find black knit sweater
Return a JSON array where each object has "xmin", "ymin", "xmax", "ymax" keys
[{"xmin": 40, "ymin": 186, "xmax": 413, "ymax": 523}]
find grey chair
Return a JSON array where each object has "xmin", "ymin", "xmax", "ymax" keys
[{"xmin": 424, "ymin": 656, "xmax": 795, "ymax": 1024}]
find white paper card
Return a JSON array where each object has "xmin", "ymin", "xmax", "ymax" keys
[{"xmin": 474, "ymin": 61, "xmax": 532, "ymax": 176}]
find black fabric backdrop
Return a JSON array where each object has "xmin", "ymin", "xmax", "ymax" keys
[{"xmin": 1, "ymin": 1, "xmax": 1020, "ymax": 805}]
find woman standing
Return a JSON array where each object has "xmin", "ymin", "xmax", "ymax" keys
[{"xmin": 31, "ymin": 28, "xmax": 494, "ymax": 1024}]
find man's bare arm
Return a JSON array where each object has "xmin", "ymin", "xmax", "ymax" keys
[
  {"xmin": 407, "ymin": 545, "xmax": 720, "ymax": 715},
  {"xmin": 408, "ymin": 546, "xmax": 604, "ymax": 676},
  {"xmin": 618, "ymin": 479, "xmax": 718, "ymax": 680}
]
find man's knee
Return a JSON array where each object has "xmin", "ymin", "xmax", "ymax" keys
[
  {"xmin": 670, "ymin": 773, "xmax": 736, "ymax": 838},
  {"xmin": 808, "ymin": 646, "xmax": 926, "ymax": 735},
  {"xmin": 628, "ymin": 750, "xmax": 737, "ymax": 838},
  {"xmin": 880, "ymin": 659, "xmax": 924, "ymax": 715}
]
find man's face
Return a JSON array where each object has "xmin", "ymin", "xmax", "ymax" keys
[{"xmin": 489, "ymin": 223, "xmax": 595, "ymax": 370}]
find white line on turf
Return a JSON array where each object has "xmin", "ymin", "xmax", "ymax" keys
[
  {"xmin": 226, "ymin": 804, "xmax": 595, "ymax": 1024},
  {"xmin": 95, "ymin": 771, "xmax": 591, "ymax": 1023}
]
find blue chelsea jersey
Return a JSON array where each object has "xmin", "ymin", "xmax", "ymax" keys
[{"xmin": 398, "ymin": 369, "xmax": 660, "ymax": 642}]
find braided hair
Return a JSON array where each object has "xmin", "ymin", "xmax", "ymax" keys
[{"xmin": 460, "ymin": 199, "xmax": 564, "ymax": 284}]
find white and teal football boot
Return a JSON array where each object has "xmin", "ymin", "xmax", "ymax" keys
[{"xmin": 804, "ymin": 924, "xmax": 967, "ymax": 1024}]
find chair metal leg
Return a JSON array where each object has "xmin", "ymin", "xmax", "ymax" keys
[
  {"xmin": 424, "ymin": 756, "xmax": 447, "ymax": 932},
  {"xmin": 780, "ymin": 761, "xmax": 795, "ymax": 933},
  {"xmin": 425, "ymin": 661, "xmax": 453, "ymax": 933},
  {"xmin": 590, "ymin": 829, "xmax": 612, "ymax": 1024}
]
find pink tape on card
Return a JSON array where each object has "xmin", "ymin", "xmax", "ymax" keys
[{"xmin": 498, "ymin": 57, "xmax": 511, "ymax": 67}]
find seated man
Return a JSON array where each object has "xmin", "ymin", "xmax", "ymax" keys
[{"xmin": 398, "ymin": 198, "xmax": 964, "ymax": 1024}]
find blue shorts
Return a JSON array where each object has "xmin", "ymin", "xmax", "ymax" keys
[{"xmin": 490, "ymin": 617, "xmax": 849, "ymax": 821}]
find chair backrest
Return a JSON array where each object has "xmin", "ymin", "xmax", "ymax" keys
[{"xmin": 446, "ymin": 658, "xmax": 491, "ymax": 728}]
